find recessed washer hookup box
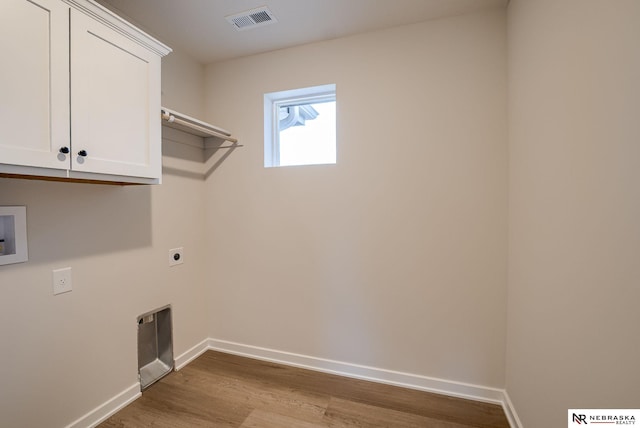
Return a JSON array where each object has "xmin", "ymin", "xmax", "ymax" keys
[{"xmin": 137, "ymin": 305, "xmax": 174, "ymax": 390}]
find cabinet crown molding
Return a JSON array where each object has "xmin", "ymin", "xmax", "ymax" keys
[{"xmin": 62, "ymin": 0, "xmax": 172, "ymax": 57}]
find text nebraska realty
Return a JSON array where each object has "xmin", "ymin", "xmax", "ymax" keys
[{"xmin": 574, "ymin": 413, "xmax": 636, "ymax": 424}]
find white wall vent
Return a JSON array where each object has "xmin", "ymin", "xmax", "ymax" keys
[{"xmin": 226, "ymin": 6, "xmax": 278, "ymax": 31}]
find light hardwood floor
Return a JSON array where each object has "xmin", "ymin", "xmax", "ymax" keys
[{"xmin": 99, "ymin": 351, "xmax": 510, "ymax": 427}]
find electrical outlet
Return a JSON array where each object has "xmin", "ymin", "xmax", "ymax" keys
[
  {"xmin": 169, "ymin": 247, "xmax": 184, "ymax": 267},
  {"xmin": 52, "ymin": 267, "xmax": 72, "ymax": 295}
]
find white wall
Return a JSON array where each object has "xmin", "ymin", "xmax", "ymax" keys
[
  {"xmin": 17, "ymin": 2, "xmax": 640, "ymax": 425},
  {"xmin": 506, "ymin": 0, "xmax": 640, "ymax": 426},
  {"xmin": 0, "ymin": 50, "xmax": 208, "ymax": 427},
  {"xmin": 204, "ymin": 9, "xmax": 508, "ymax": 389},
  {"xmin": 161, "ymin": 49, "xmax": 206, "ymax": 118}
]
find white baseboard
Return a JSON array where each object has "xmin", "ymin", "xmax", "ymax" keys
[
  {"xmin": 72, "ymin": 338, "xmax": 522, "ymax": 428},
  {"xmin": 174, "ymin": 338, "xmax": 210, "ymax": 370},
  {"xmin": 502, "ymin": 390, "xmax": 524, "ymax": 428},
  {"xmin": 64, "ymin": 383, "xmax": 140, "ymax": 428},
  {"xmin": 65, "ymin": 339, "xmax": 208, "ymax": 428},
  {"xmin": 207, "ymin": 338, "xmax": 506, "ymax": 406}
]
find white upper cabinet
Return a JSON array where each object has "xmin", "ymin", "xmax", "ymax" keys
[
  {"xmin": 0, "ymin": 0, "xmax": 70, "ymax": 173},
  {"xmin": 70, "ymin": 9, "xmax": 161, "ymax": 180},
  {"xmin": 0, "ymin": 0, "xmax": 171, "ymax": 184}
]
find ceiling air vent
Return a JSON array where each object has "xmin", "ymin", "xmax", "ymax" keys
[{"xmin": 226, "ymin": 6, "xmax": 278, "ymax": 31}]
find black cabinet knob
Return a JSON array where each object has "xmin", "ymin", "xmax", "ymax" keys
[
  {"xmin": 59, "ymin": 147, "xmax": 70, "ymax": 154},
  {"xmin": 78, "ymin": 150, "xmax": 88, "ymax": 157}
]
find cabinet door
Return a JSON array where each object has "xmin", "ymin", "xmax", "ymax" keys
[
  {"xmin": 0, "ymin": 0, "xmax": 70, "ymax": 171},
  {"xmin": 70, "ymin": 9, "xmax": 161, "ymax": 180}
]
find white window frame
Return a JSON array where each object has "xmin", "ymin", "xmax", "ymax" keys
[{"xmin": 264, "ymin": 84, "xmax": 336, "ymax": 168}]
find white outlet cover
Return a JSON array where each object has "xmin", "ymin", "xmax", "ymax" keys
[
  {"xmin": 169, "ymin": 247, "xmax": 184, "ymax": 267},
  {"xmin": 53, "ymin": 267, "xmax": 72, "ymax": 295}
]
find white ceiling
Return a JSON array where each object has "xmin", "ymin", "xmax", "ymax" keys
[{"xmin": 96, "ymin": 0, "xmax": 507, "ymax": 64}]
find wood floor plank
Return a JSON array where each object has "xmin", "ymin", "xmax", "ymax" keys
[
  {"xmin": 322, "ymin": 397, "xmax": 475, "ymax": 428},
  {"xmin": 98, "ymin": 351, "xmax": 510, "ymax": 428},
  {"xmin": 166, "ymin": 362, "xmax": 330, "ymax": 424},
  {"xmin": 241, "ymin": 409, "xmax": 326, "ymax": 428}
]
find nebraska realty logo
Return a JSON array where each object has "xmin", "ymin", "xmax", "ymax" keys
[{"xmin": 569, "ymin": 409, "xmax": 639, "ymax": 426}]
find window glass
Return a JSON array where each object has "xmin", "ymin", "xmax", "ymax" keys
[
  {"xmin": 279, "ymin": 101, "xmax": 336, "ymax": 166},
  {"xmin": 264, "ymin": 84, "xmax": 336, "ymax": 167}
]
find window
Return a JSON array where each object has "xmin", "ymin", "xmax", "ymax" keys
[{"xmin": 264, "ymin": 84, "xmax": 336, "ymax": 167}]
